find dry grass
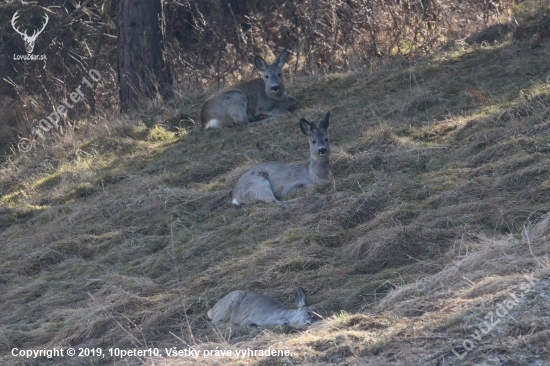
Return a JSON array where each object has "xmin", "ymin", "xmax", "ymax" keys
[{"xmin": 2, "ymin": 16, "xmax": 550, "ymax": 366}]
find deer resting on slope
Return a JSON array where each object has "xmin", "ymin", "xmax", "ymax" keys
[
  {"xmin": 232, "ymin": 111, "xmax": 331, "ymax": 205},
  {"xmin": 201, "ymin": 49, "xmax": 297, "ymax": 129},
  {"xmin": 207, "ymin": 288, "xmax": 317, "ymax": 329}
]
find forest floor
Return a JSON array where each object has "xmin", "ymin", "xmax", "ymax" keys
[{"xmin": 1, "ymin": 10, "xmax": 550, "ymax": 366}]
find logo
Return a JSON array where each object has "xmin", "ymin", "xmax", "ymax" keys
[{"xmin": 11, "ymin": 10, "xmax": 48, "ymax": 60}]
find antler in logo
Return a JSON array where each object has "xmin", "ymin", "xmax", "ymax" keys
[{"xmin": 11, "ymin": 11, "xmax": 49, "ymax": 54}]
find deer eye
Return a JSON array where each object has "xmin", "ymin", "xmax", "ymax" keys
[
  {"xmin": 278, "ymin": 73, "xmax": 282, "ymax": 77},
  {"xmin": 324, "ymin": 138, "xmax": 328, "ymax": 142},
  {"xmin": 312, "ymin": 140, "xmax": 317, "ymax": 144},
  {"xmin": 265, "ymin": 75, "xmax": 269, "ymax": 79}
]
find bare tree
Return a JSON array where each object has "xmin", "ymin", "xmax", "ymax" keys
[{"xmin": 117, "ymin": 0, "xmax": 172, "ymax": 112}]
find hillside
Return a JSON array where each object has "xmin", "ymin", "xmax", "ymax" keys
[{"xmin": 2, "ymin": 19, "xmax": 550, "ymax": 366}]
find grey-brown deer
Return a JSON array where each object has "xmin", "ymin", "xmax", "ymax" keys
[
  {"xmin": 231, "ymin": 112, "xmax": 330, "ymax": 205},
  {"xmin": 207, "ymin": 288, "xmax": 317, "ymax": 329},
  {"xmin": 201, "ymin": 49, "xmax": 297, "ymax": 129}
]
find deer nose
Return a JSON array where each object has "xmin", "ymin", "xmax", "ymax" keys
[
  {"xmin": 271, "ymin": 85, "xmax": 280, "ymax": 92},
  {"xmin": 318, "ymin": 148, "xmax": 327, "ymax": 155}
]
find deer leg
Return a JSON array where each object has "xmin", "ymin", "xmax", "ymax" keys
[
  {"xmin": 246, "ymin": 114, "xmax": 285, "ymax": 128},
  {"xmin": 276, "ymin": 198, "xmax": 299, "ymax": 206},
  {"xmin": 233, "ymin": 170, "xmax": 278, "ymax": 205},
  {"xmin": 249, "ymin": 171, "xmax": 278, "ymax": 204},
  {"xmin": 227, "ymin": 94, "xmax": 248, "ymax": 126}
]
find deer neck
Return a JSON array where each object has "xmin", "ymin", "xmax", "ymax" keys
[{"xmin": 308, "ymin": 156, "xmax": 330, "ymax": 181}]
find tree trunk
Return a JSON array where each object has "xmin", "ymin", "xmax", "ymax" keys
[{"xmin": 116, "ymin": 0, "xmax": 172, "ymax": 113}]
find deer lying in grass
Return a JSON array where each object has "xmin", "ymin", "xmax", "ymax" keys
[
  {"xmin": 207, "ymin": 288, "xmax": 317, "ymax": 329},
  {"xmin": 232, "ymin": 112, "xmax": 331, "ymax": 205},
  {"xmin": 201, "ymin": 49, "xmax": 297, "ymax": 129}
]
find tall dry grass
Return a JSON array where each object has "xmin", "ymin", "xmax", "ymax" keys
[{"xmin": 1, "ymin": 3, "xmax": 550, "ymax": 366}]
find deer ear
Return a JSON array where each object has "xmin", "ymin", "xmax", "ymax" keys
[
  {"xmin": 276, "ymin": 49, "xmax": 290, "ymax": 67},
  {"xmin": 254, "ymin": 55, "xmax": 268, "ymax": 71},
  {"xmin": 300, "ymin": 118, "xmax": 313, "ymax": 136},
  {"xmin": 319, "ymin": 111, "xmax": 330, "ymax": 131},
  {"xmin": 295, "ymin": 287, "xmax": 307, "ymax": 308}
]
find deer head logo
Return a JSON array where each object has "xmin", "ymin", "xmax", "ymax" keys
[{"xmin": 11, "ymin": 11, "xmax": 49, "ymax": 54}]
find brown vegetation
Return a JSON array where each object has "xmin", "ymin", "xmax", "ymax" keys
[
  {"xmin": 1, "ymin": 1, "xmax": 550, "ymax": 365},
  {"xmin": 0, "ymin": 0, "xmax": 530, "ymax": 154}
]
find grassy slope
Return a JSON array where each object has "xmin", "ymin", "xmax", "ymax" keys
[{"xmin": 1, "ymin": 29, "xmax": 550, "ymax": 366}]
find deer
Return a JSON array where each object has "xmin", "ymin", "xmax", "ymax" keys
[
  {"xmin": 201, "ymin": 49, "xmax": 297, "ymax": 129},
  {"xmin": 231, "ymin": 111, "xmax": 330, "ymax": 205},
  {"xmin": 207, "ymin": 288, "xmax": 317, "ymax": 329},
  {"xmin": 11, "ymin": 11, "xmax": 49, "ymax": 54}
]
